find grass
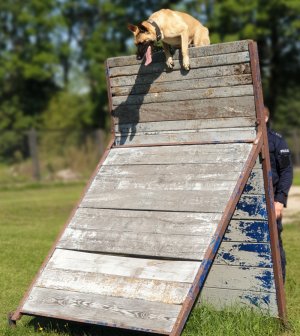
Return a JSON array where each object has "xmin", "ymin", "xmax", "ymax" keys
[
  {"xmin": 293, "ymin": 167, "xmax": 300, "ymax": 186},
  {"xmin": 0, "ymin": 183, "xmax": 299, "ymax": 336},
  {"xmin": 0, "ymin": 183, "xmax": 85, "ymax": 336}
]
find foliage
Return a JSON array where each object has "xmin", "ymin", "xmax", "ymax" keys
[
  {"xmin": 188, "ymin": 0, "xmax": 300, "ymax": 123},
  {"xmin": 0, "ymin": 0, "xmax": 183, "ymax": 161},
  {"xmin": 275, "ymin": 86, "xmax": 300, "ymax": 132}
]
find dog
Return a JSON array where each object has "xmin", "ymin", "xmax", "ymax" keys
[{"xmin": 128, "ymin": 9, "xmax": 210, "ymax": 70}]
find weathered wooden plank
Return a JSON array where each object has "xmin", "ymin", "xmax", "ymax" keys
[
  {"xmin": 111, "ymin": 74, "xmax": 253, "ymax": 97},
  {"xmin": 110, "ymin": 63, "xmax": 251, "ymax": 88},
  {"xmin": 112, "ymin": 85, "xmax": 254, "ymax": 107},
  {"xmin": 91, "ymin": 164, "xmax": 240, "ymax": 192},
  {"xmin": 114, "ymin": 127, "xmax": 256, "ymax": 146},
  {"xmin": 47, "ymin": 249, "xmax": 200, "ymax": 283},
  {"xmin": 215, "ymin": 242, "xmax": 272, "ymax": 268},
  {"xmin": 36, "ymin": 268, "xmax": 191, "ymax": 305},
  {"xmin": 115, "ymin": 117, "xmax": 256, "ymax": 134},
  {"xmin": 23, "ymin": 287, "xmax": 180, "ymax": 333},
  {"xmin": 223, "ymin": 220, "xmax": 270, "ymax": 243},
  {"xmin": 243, "ymin": 169, "xmax": 264, "ymax": 194},
  {"xmin": 97, "ymin": 163, "xmax": 245, "ymax": 181},
  {"xmin": 112, "ymin": 96, "xmax": 256, "ymax": 124},
  {"xmin": 203, "ymin": 264, "xmax": 276, "ymax": 292},
  {"xmin": 109, "ymin": 51, "xmax": 250, "ymax": 77},
  {"xmin": 233, "ymin": 195, "xmax": 267, "ymax": 220},
  {"xmin": 199, "ymin": 287, "xmax": 278, "ymax": 316},
  {"xmin": 104, "ymin": 143, "xmax": 253, "ymax": 166},
  {"xmin": 58, "ymin": 226, "xmax": 216, "ymax": 260},
  {"xmin": 107, "ymin": 40, "xmax": 250, "ymax": 68},
  {"xmin": 68, "ymin": 208, "xmax": 221, "ymax": 237},
  {"xmin": 79, "ymin": 205, "xmax": 217, "ymax": 229},
  {"xmin": 80, "ymin": 188, "xmax": 233, "ymax": 213}
]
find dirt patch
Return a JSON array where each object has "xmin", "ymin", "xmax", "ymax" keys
[{"xmin": 283, "ymin": 186, "xmax": 300, "ymax": 224}]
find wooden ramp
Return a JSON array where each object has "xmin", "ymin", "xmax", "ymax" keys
[{"xmin": 11, "ymin": 40, "xmax": 286, "ymax": 335}]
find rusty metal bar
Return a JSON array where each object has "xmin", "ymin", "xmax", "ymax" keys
[
  {"xmin": 105, "ymin": 60, "xmax": 116, "ymax": 139},
  {"xmin": 170, "ymin": 133, "xmax": 263, "ymax": 336},
  {"xmin": 248, "ymin": 40, "xmax": 287, "ymax": 323}
]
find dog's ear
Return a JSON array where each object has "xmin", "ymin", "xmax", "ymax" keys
[{"xmin": 128, "ymin": 24, "xmax": 139, "ymax": 35}]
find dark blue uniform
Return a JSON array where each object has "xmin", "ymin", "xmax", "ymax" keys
[{"xmin": 267, "ymin": 128, "xmax": 293, "ymax": 281}]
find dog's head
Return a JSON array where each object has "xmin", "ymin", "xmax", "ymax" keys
[{"xmin": 128, "ymin": 22, "xmax": 156, "ymax": 61}]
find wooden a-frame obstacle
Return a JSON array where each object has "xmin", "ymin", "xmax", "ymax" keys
[{"xmin": 10, "ymin": 40, "xmax": 286, "ymax": 335}]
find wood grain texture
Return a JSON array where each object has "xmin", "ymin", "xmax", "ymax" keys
[
  {"xmin": 66, "ymin": 208, "xmax": 221, "ymax": 237},
  {"xmin": 109, "ymin": 52, "xmax": 250, "ymax": 77},
  {"xmin": 112, "ymin": 85, "xmax": 254, "ymax": 107},
  {"xmin": 114, "ymin": 127, "xmax": 256, "ymax": 146},
  {"xmin": 22, "ymin": 287, "xmax": 180, "ymax": 333},
  {"xmin": 80, "ymin": 188, "xmax": 233, "ymax": 213},
  {"xmin": 92, "ymin": 164, "xmax": 242, "ymax": 191},
  {"xmin": 199, "ymin": 287, "xmax": 278, "ymax": 316},
  {"xmin": 96, "ymin": 163, "xmax": 245, "ymax": 182},
  {"xmin": 104, "ymin": 143, "xmax": 253, "ymax": 166},
  {"xmin": 111, "ymin": 74, "xmax": 253, "ymax": 96},
  {"xmin": 107, "ymin": 40, "xmax": 250, "ymax": 68},
  {"xmin": 67, "ymin": 208, "xmax": 221, "ymax": 236},
  {"xmin": 113, "ymin": 96, "xmax": 256, "ymax": 124},
  {"xmin": 115, "ymin": 117, "xmax": 257, "ymax": 134},
  {"xmin": 58, "ymin": 226, "xmax": 217, "ymax": 260},
  {"xmin": 47, "ymin": 249, "xmax": 200, "ymax": 283},
  {"xmin": 35, "ymin": 267, "xmax": 191, "ymax": 305},
  {"xmin": 110, "ymin": 63, "xmax": 251, "ymax": 88}
]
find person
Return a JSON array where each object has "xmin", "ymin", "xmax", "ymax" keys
[{"xmin": 265, "ymin": 107, "xmax": 293, "ymax": 282}]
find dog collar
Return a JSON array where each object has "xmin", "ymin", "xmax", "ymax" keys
[{"xmin": 147, "ymin": 20, "xmax": 162, "ymax": 41}]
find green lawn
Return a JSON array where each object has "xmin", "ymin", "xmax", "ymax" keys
[
  {"xmin": 293, "ymin": 167, "xmax": 300, "ymax": 186},
  {"xmin": 0, "ymin": 183, "xmax": 299, "ymax": 336}
]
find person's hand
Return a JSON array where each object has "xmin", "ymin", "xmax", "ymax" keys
[{"xmin": 274, "ymin": 201, "xmax": 284, "ymax": 219}]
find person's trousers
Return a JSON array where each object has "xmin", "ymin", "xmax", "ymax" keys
[{"xmin": 277, "ymin": 218, "xmax": 286, "ymax": 282}]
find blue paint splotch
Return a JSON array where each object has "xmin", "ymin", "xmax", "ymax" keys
[
  {"xmin": 244, "ymin": 293, "xmax": 271, "ymax": 307},
  {"xmin": 236, "ymin": 195, "xmax": 268, "ymax": 219},
  {"xmin": 255, "ymin": 269, "xmax": 274, "ymax": 290},
  {"xmin": 210, "ymin": 235, "xmax": 222, "ymax": 254},
  {"xmin": 238, "ymin": 243, "xmax": 270, "ymax": 254},
  {"xmin": 223, "ymin": 220, "xmax": 270, "ymax": 242},
  {"xmin": 238, "ymin": 243, "xmax": 272, "ymax": 267},
  {"xmin": 243, "ymin": 183, "xmax": 254, "ymax": 193},
  {"xmin": 188, "ymin": 258, "xmax": 214, "ymax": 300},
  {"xmin": 221, "ymin": 252, "xmax": 236, "ymax": 263},
  {"xmin": 199, "ymin": 259, "xmax": 213, "ymax": 288},
  {"xmin": 241, "ymin": 221, "xmax": 270, "ymax": 242}
]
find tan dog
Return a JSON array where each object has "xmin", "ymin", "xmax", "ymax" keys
[{"xmin": 128, "ymin": 9, "xmax": 210, "ymax": 70}]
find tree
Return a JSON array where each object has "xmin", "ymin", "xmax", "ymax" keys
[
  {"xmin": 0, "ymin": 0, "xmax": 61, "ymax": 159},
  {"xmin": 200, "ymin": 0, "xmax": 300, "ymax": 122}
]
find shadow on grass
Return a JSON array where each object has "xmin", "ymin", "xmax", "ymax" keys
[{"xmin": 28, "ymin": 317, "xmax": 150, "ymax": 336}]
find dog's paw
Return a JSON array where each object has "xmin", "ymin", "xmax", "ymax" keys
[
  {"xmin": 183, "ymin": 63, "xmax": 190, "ymax": 71},
  {"xmin": 183, "ymin": 56, "xmax": 190, "ymax": 71},
  {"xmin": 166, "ymin": 57, "xmax": 174, "ymax": 69}
]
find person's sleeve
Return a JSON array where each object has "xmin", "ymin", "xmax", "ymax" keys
[{"xmin": 275, "ymin": 137, "xmax": 293, "ymax": 207}]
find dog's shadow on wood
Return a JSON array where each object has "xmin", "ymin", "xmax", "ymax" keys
[
  {"xmin": 111, "ymin": 50, "xmax": 176, "ymax": 145},
  {"xmin": 28, "ymin": 316, "xmax": 149, "ymax": 336}
]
